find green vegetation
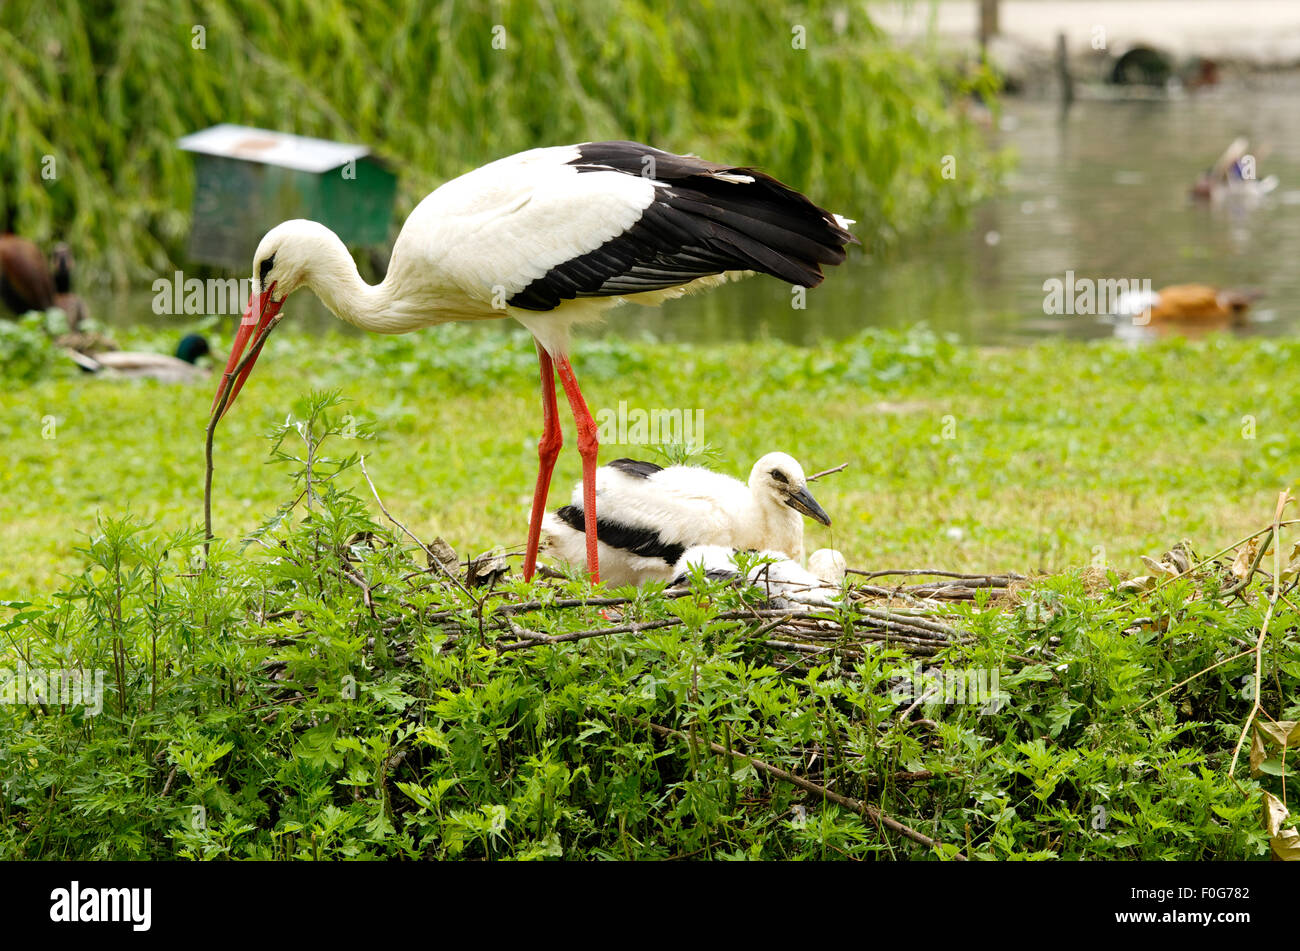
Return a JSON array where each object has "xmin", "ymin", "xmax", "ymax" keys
[
  {"xmin": 2, "ymin": 330, "xmax": 1298, "ymax": 859},
  {"xmin": 2, "ymin": 0, "xmax": 1000, "ymax": 283},
  {"xmin": 3, "ymin": 322, "xmax": 1298, "ymax": 598}
]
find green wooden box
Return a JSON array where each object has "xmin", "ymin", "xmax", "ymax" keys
[{"xmin": 178, "ymin": 124, "xmax": 397, "ymax": 272}]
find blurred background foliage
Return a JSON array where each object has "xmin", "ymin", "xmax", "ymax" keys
[{"xmin": 1, "ymin": 0, "xmax": 1001, "ymax": 285}]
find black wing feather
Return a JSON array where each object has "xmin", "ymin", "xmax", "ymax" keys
[
  {"xmin": 508, "ymin": 141, "xmax": 855, "ymax": 312},
  {"xmin": 554, "ymin": 504, "xmax": 685, "ymax": 566},
  {"xmin": 607, "ymin": 458, "xmax": 663, "ymax": 479}
]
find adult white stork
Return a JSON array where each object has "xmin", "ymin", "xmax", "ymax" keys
[
  {"xmin": 213, "ymin": 141, "xmax": 856, "ymax": 583},
  {"xmin": 541, "ymin": 452, "xmax": 832, "ymax": 586}
]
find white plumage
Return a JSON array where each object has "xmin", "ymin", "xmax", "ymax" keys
[
  {"xmin": 807, "ymin": 547, "xmax": 848, "ymax": 584},
  {"xmin": 252, "ymin": 142, "xmax": 855, "ymax": 350},
  {"xmin": 214, "ymin": 140, "xmax": 855, "ymax": 585},
  {"xmin": 541, "ymin": 452, "xmax": 832, "ymax": 587}
]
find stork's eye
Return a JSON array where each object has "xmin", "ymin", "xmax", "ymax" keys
[
  {"xmin": 259, "ymin": 255, "xmax": 275, "ymax": 286},
  {"xmin": 771, "ymin": 469, "xmax": 789, "ymax": 484}
]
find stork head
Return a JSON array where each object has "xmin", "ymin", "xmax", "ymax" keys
[
  {"xmin": 749, "ymin": 452, "xmax": 831, "ymax": 526},
  {"xmin": 251, "ymin": 219, "xmax": 339, "ymax": 303},
  {"xmin": 211, "ymin": 220, "xmax": 333, "ymax": 419}
]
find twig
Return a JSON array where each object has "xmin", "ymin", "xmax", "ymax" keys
[
  {"xmin": 849, "ymin": 569, "xmax": 1026, "ymax": 582},
  {"xmin": 358, "ymin": 456, "xmax": 477, "ymax": 601},
  {"xmin": 807, "ymin": 462, "xmax": 848, "ymax": 482},
  {"xmin": 494, "ymin": 594, "xmax": 686, "ymax": 616},
  {"xmin": 1228, "ymin": 490, "xmax": 1292, "ymax": 779},
  {"xmin": 767, "ymin": 639, "xmax": 862, "ymax": 661},
  {"xmin": 745, "ymin": 614, "xmax": 796, "ymax": 640},
  {"xmin": 339, "ymin": 568, "xmax": 376, "ymax": 616},
  {"xmin": 203, "ymin": 312, "xmax": 285, "ymax": 560},
  {"xmin": 787, "ymin": 613, "xmax": 968, "ymax": 645},
  {"xmin": 898, "ymin": 682, "xmax": 944, "ymax": 722},
  {"xmin": 500, "ymin": 615, "xmax": 556, "ymax": 645},
  {"xmin": 852, "ymin": 606, "xmax": 963, "ymax": 639},
  {"xmin": 491, "ymin": 605, "xmax": 943, "ymax": 655},
  {"xmin": 906, "ymin": 579, "xmax": 1013, "ymax": 593},
  {"xmin": 1221, "ymin": 526, "xmax": 1273, "ymax": 599},
  {"xmin": 849, "ymin": 584, "xmax": 947, "ymax": 606},
  {"xmin": 495, "ymin": 616, "xmax": 683, "ymax": 652}
]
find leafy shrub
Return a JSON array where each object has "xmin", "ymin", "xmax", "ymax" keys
[{"xmin": 0, "ymin": 312, "xmax": 59, "ymax": 383}]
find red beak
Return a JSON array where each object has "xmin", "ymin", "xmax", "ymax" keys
[{"xmin": 211, "ymin": 285, "xmax": 284, "ymax": 420}]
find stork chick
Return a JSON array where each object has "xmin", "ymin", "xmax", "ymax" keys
[{"xmin": 542, "ymin": 452, "xmax": 831, "ymax": 587}]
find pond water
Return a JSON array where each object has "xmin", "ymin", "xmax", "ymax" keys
[{"xmin": 89, "ymin": 74, "xmax": 1300, "ymax": 348}]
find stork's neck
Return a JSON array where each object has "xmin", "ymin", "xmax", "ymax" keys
[
  {"xmin": 292, "ymin": 222, "xmax": 491, "ymax": 332},
  {"xmin": 299, "ymin": 235, "xmax": 407, "ymax": 333},
  {"xmin": 747, "ymin": 496, "xmax": 805, "ymax": 561}
]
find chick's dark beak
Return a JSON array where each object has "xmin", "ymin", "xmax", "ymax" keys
[{"xmin": 784, "ymin": 485, "xmax": 831, "ymax": 526}]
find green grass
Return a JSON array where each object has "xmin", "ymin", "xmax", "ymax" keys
[
  {"xmin": 3, "ymin": 322, "xmax": 1298, "ymax": 599},
  {"xmin": 2, "ymin": 0, "xmax": 1001, "ymax": 283}
]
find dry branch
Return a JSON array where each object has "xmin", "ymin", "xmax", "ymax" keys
[
  {"xmin": 359, "ymin": 456, "xmax": 478, "ymax": 601},
  {"xmin": 641, "ymin": 720, "xmax": 967, "ymax": 860},
  {"xmin": 807, "ymin": 462, "xmax": 848, "ymax": 482}
]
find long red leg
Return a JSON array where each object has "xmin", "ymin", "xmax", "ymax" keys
[
  {"xmin": 522, "ymin": 343, "xmax": 561, "ymax": 582},
  {"xmin": 555, "ymin": 355, "xmax": 600, "ymax": 583}
]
